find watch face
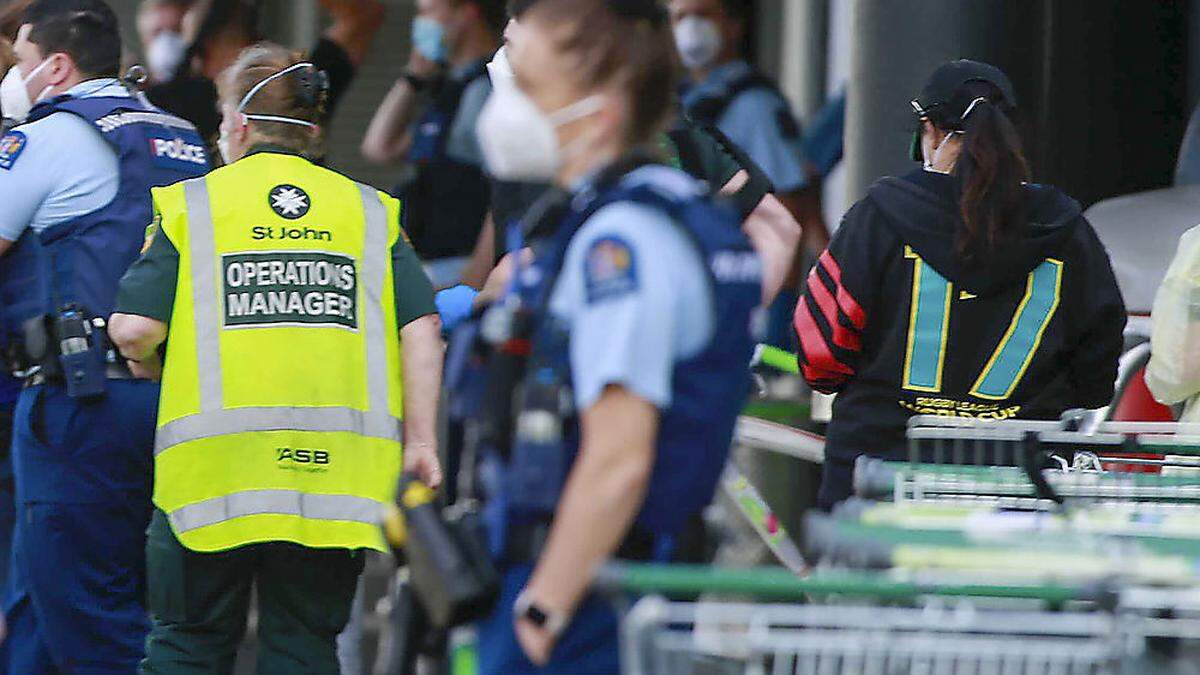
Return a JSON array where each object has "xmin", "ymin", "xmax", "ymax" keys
[{"xmin": 526, "ymin": 604, "xmax": 549, "ymax": 627}]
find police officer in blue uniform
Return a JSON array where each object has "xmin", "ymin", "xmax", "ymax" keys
[
  {"xmin": 670, "ymin": 0, "xmax": 827, "ymax": 351},
  {"xmin": 462, "ymin": 1, "xmax": 761, "ymax": 671},
  {"xmin": 0, "ymin": 2, "xmax": 210, "ymax": 671}
]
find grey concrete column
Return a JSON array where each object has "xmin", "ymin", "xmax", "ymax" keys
[
  {"xmin": 778, "ymin": 0, "xmax": 828, "ymax": 121},
  {"xmin": 843, "ymin": 0, "xmax": 1017, "ymax": 205},
  {"xmin": 290, "ymin": 0, "xmax": 320, "ymax": 48}
]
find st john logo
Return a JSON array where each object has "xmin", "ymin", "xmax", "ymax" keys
[{"xmin": 269, "ymin": 184, "xmax": 311, "ymax": 220}]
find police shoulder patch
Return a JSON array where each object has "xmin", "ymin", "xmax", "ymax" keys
[
  {"xmin": 0, "ymin": 131, "xmax": 28, "ymax": 170},
  {"xmin": 142, "ymin": 211, "xmax": 162, "ymax": 254},
  {"xmin": 584, "ymin": 236, "xmax": 638, "ymax": 304}
]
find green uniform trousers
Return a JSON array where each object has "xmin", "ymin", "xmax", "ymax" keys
[{"xmin": 140, "ymin": 510, "xmax": 364, "ymax": 674}]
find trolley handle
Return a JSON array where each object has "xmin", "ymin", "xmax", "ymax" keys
[{"xmin": 595, "ymin": 562, "xmax": 1101, "ymax": 604}]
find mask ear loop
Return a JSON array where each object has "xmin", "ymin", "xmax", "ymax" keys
[
  {"xmin": 238, "ymin": 62, "xmax": 321, "ymax": 129},
  {"xmin": 960, "ymin": 96, "xmax": 989, "ymax": 122},
  {"xmin": 919, "ymin": 97, "xmax": 989, "ymax": 172},
  {"xmin": 924, "ymin": 97, "xmax": 988, "ymax": 172}
]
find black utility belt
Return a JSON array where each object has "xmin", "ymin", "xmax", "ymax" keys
[
  {"xmin": 504, "ymin": 519, "xmax": 658, "ymax": 566},
  {"xmin": 12, "ymin": 309, "xmax": 126, "ymax": 399},
  {"xmin": 25, "ymin": 361, "xmax": 134, "ymax": 388}
]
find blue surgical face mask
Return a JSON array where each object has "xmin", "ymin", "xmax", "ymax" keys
[{"xmin": 412, "ymin": 16, "xmax": 447, "ymax": 64}]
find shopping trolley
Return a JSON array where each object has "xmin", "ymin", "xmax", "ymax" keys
[
  {"xmin": 598, "ymin": 564, "xmax": 1144, "ymax": 675},
  {"xmin": 854, "ymin": 417, "xmax": 1200, "ymax": 509}
]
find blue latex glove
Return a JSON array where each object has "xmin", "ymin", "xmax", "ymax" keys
[{"xmin": 435, "ymin": 285, "xmax": 480, "ymax": 333}]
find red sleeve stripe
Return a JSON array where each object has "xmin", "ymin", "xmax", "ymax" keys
[
  {"xmin": 794, "ymin": 296, "xmax": 855, "ymax": 377},
  {"xmin": 805, "ymin": 268, "xmax": 862, "ymax": 352},
  {"xmin": 800, "ymin": 365, "xmax": 841, "ymax": 393},
  {"xmin": 818, "ymin": 251, "xmax": 867, "ymax": 330}
]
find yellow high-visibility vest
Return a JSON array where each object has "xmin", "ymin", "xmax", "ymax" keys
[{"xmin": 152, "ymin": 152, "xmax": 405, "ymax": 553}]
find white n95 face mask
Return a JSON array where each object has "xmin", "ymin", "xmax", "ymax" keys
[
  {"xmin": 476, "ymin": 84, "xmax": 603, "ymax": 182},
  {"xmin": 0, "ymin": 58, "xmax": 52, "ymax": 123},
  {"xmin": 486, "ymin": 46, "xmax": 514, "ymax": 91},
  {"xmin": 673, "ymin": 16, "xmax": 721, "ymax": 70},
  {"xmin": 146, "ymin": 31, "xmax": 186, "ymax": 82},
  {"xmin": 0, "ymin": 66, "xmax": 31, "ymax": 122}
]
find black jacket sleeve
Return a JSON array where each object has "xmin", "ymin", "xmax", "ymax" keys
[
  {"xmin": 1063, "ymin": 219, "xmax": 1127, "ymax": 408},
  {"xmin": 310, "ymin": 38, "xmax": 356, "ymax": 118},
  {"xmin": 795, "ymin": 200, "xmax": 891, "ymax": 393}
]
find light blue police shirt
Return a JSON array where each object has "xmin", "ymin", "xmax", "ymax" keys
[
  {"xmin": 548, "ymin": 166, "xmax": 716, "ymax": 411},
  {"xmin": 0, "ymin": 78, "xmax": 124, "ymax": 241},
  {"xmin": 683, "ymin": 60, "xmax": 809, "ymax": 193}
]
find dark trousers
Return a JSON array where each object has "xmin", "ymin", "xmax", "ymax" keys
[
  {"xmin": 0, "ymin": 405, "xmax": 15, "ymax": 593},
  {"xmin": 141, "ymin": 511, "xmax": 365, "ymax": 675},
  {"xmin": 5, "ymin": 383, "xmax": 157, "ymax": 674},
  {"xmin": 477, "ymin": 563, "xmax": 621, "ymax": 675},
  {"xmin": 817, "ymin": 454, "xmax": 856, "ymax": 511}
]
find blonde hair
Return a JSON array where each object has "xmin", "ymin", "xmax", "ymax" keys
[{"xmin": 218, "ymin": 42, "xmax": 326, "ymax": 156}]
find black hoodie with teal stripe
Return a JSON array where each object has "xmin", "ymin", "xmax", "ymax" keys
[{"xmin": 797, "ymin": 169, "xmax": 1126, "ymax": 466}]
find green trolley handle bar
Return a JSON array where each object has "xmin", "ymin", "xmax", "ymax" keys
[
  {"xmin": 753, "ymin": 345, "xmax": 800, "ymax": 374},
  {"xmin": 595, "ymin": 563, "xmax": 1095, "ymax": 604}
]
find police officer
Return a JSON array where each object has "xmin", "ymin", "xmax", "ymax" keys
[
  {"xmin": 432, "ymin": 0, "xmax": 802, "ymax": 332},
  {"xmin": 108, "ymin": 43, "xmax": 444, "ymax": 672},
  {"xmin": 0, "ymin": 1, "xmax": 210, "ymax": 671},
  {"xmin": 362, "ymin": 0, "xmax": 506, "ymax": 288},
  {"xmin": 464, "ymin": 1, "xmax": 761, "ymax": 671},
  {"xmin": 0, "ymin": 23, "xmax": 22, "ymax": 598},
  {"xmin": 670, "ymin": 0, "xmax": 826, "ymax": 349},
  {"xmin": 671, "ymin": 0, "xmax": 822, "ymax": 240}
]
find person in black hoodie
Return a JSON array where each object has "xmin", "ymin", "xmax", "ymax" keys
[{"xmin": 796, "ymin": 60, "xmax": 1126, "ymax": 509}]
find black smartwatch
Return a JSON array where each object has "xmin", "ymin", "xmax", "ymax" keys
[
  {"xmin": 514, "ymin": 589, "xmax": 567, "ymax": 638},
  {"xmin": 402, "ymin": 71, "xmax": 433, "ymax": 93}
]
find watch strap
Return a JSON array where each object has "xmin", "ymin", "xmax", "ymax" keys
[
  {"xmin": 514, "ymin": 589, "xmax": 568, "ymax": 638},
  {"xmin": 402, "ymin": 72, "xmax": 432, "ymax": 92}
]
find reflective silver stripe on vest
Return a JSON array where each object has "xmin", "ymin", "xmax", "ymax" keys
[
  {"xmin": 183, "ymin": 180, "xmax": 224, "ymax": 412},
  {"xmin": 356, "ymin": 183, "xmax": 391, "ymax": 418},
  {"xmin": 169, "ymin": 489, "xmax": 383, "ymax": 535},
  {"xmin": 155, "ymin": 181, "xmax": 399, "ymax": 455},
  {"xmin": 156, "ymin": 406, "xmax": 402, "ymax": 451}
]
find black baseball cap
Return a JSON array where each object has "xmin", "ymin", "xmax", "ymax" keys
[{"xmin": 911, "ymin": 59, "xmax": 1017, "ymax": 121}]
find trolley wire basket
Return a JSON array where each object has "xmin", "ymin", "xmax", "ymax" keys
[
  {"xmin": 597, "ymin": 564, "xmax": 1163, "ymax": 675},
  {"xmin": 854, "ymin": 417, "xmax": 1200, "ymax": 508}
]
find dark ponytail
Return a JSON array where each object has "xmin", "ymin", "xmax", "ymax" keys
[{"xmin": 930, "ymin": 81, "xmax": 1029, "ymax": 259}]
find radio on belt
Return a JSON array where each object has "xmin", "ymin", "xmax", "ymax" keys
[{"xmin": 56, "ymin": 305, "xmax": 107, "ymax": 400}]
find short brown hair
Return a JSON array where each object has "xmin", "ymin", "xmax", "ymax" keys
[
  {"xmin": 27, "ymin": 6, "xmax": 121, "ymax": 79},
  {"xmin": 218, "ymin": 42, "xmax": 326, "ymax": 156},
  {"xmin": 525, "ymin": 0, "xmax": 677, "ymax": 147}
]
